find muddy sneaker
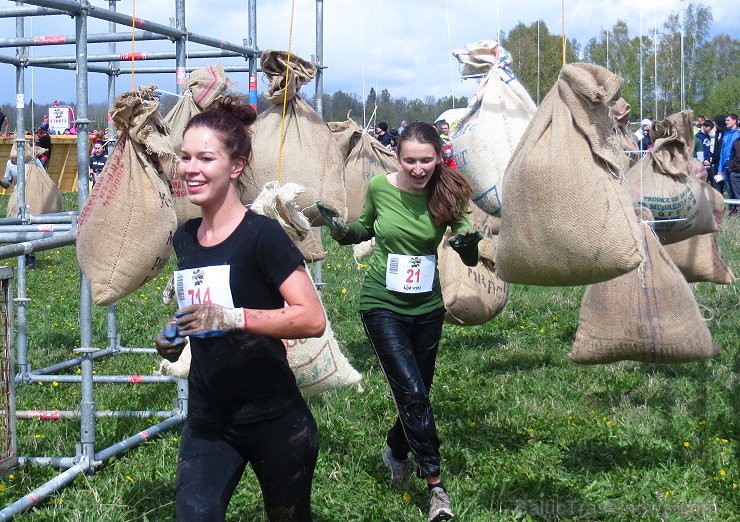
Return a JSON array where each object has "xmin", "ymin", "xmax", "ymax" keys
[
  {"xmin": 428, "ymin": 486, "xmax": 454, "ymax": 521},
  {"xmin": 381, "ymin": 447, "xmax": 413, "ymax": 487}
]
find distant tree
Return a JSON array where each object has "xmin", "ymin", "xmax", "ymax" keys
[
  {"xmin": 695, "ymin": 76, "xmax": 740, "ymax": 118},
  {"xmin": 502, "ymin": 21, "xmax": 579, "ymax": 104}
]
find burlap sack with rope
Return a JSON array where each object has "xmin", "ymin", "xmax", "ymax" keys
[
  {"xmin": 158, "ymin": 316, "xmax": 362, "ymax": 398},
  {"xmin": 438, "ymin": 228, "xmax": 509, "ymax": 326},
  {"xmin": 284, "ymin": 313, "xmax": 362, "ymax": 398},
  {"xmin": 9, "ymin": 143, "xmax": 48, "ymax": 165},
  {"xmin": 626, "ymin": 111, "xmax": 717, "ymax": 245},
  {"xmin": 77, "ymin": 85, "xmax": 178, "ymax": 306},
  {"xmin": 164, "ymin": 65, "xmax": 233, "ymax": 225},
  {"xmin": 241, "ymin": 50, "xmax": 346, "ymax": 227},
  {"xmin": 451, "ymin": 48, "xmax": 537, "ymax": 216},
  {"xmin": 663, "ymin": 184, "xmax": 735, "ymax": 284},
  {"xmin": 6, "ymin": 162, "xmax": 62, "ymax": 217},
  {"xmin": 329, "ymin": 119, "xmax": 401, "ymax": 222},
  {"xmin": 451, "ymin": 39, "xmax": 513, "ymax": 77},
  {"xmin": 609, "ymin": 98, "xmax": 640, "ymax": 168},
  {"xmin": 569, "ymin": 222, "xmax": 720, "ymax": 364},
  {"xmin": 496, "ymin": 63, "xmax": 644, "ymax": 286}
]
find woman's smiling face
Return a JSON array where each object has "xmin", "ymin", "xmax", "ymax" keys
[
  {"xmin": 397, "ymin": 139, "xmax": 440, "ymax": 194},
  {"xmin": 178, "ymin": 126, "xmax": 244, "ymax": 207}
]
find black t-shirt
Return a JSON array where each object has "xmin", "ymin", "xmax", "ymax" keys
[{"xmin": 174, "ymin": 211, "xmax": 306, "ymax": 424}]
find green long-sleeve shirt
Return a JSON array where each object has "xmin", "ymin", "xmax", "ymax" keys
[{"xmin": 337, "ymin": 174, "xmax": 474, "ymax": 315}]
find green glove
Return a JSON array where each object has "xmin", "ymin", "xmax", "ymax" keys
[
  {"xmin": 316, "ymin": 201, "xmax": 349, "ymax": 240},
  {"xmin": 448, "ymin": 229, "xmax": 483, "ymax": 249},
  {"xmin": 448, "ymin": 229, "xmax": 482, "ymax": 267}
]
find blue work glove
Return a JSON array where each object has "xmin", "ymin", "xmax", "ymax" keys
[
  {"xmin": 175, "ymin": 304, "xmax": 246, "ymax": 339},
  {"xmin": 154, "ymin": 321, "xmax": 188, "ymax": 362}
]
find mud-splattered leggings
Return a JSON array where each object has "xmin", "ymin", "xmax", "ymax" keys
[{"xmin": 175, "ymin": 405, "xmax": 319, "ymax": 521}]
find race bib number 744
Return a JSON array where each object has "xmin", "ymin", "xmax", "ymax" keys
[{"xmin": 174, "ymin": 265, "xmax": 234, "ymax": 309}]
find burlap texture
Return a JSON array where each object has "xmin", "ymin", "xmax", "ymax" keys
[
  {"xmin": 438, "ymin": 228, "xmax": 509, "ymax": 326},
  {"xmin": 626, "ymin": 111, "xmax": 716, "ymax": 244},
  {"xmin": 452, "ymin": 63, "xmax": 537, "ymax": 215},
  {"xmin": 496, "ymin": 63, "xmax": 644, "ymax": 286},
  {"xmin": 664, "ymin": 233, "xmax": 735, "ymax": 284},
  {"xmin": 77, "ymin": 85, "xmax": 178, "ymax": 306},
  {"xmin": 164, "ymin": 65, "xmax": 232, "ymax": 226},
  {"xmin": 451, "ymin": 39, "xmax": 511, "ymax": 77},
  {"xmin": 9, "ymin": 143, "xmax": 47, "ymax": 165},
  {"xmin": 569, "ymin": 222, "xmax": 720, "ymax": 364},
  {"xmin": 329, "ymin": 119, "xmax": 400, "ymax": 222},
  {"xmin": 241, "ymin": 50, "xmax": 346, "ymax": 226},
  {"xmin": 663, "ymin": 184, "xmax": 734, "ymax": 284},
  {"xmin": 6, "ymin": 162, "xmax": 62, "ymax": 217},
  {"xmin": 158, "ymin": 316, "xmax": 362, "ymax": 398},
  {"xmin": 284, "ymin": 315, "xmax": 362, "ymax": 397}
]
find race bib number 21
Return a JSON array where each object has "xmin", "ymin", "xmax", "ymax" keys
[{"xmin": 385, "ymin": 253, "xmax": 435, "ymax": 293}]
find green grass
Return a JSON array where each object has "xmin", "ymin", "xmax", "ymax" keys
[{"xmin": 0, "ymin": 192, "xmax": 737, "ymax": 521}]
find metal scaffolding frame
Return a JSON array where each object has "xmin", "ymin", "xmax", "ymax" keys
[{"xmin": 0, "ymin": 0, "xmax": 325, "ymax": 518}]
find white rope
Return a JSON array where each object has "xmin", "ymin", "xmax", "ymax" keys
[
  {"xmin": 444, "ymin": 0, "xmax": 455, "ymax": 109},
  {"xmin": 358, "ymin": 0, "xmax": 366, "ymax": 129},
  {"xmin": 654, "ymin": 21, "xmax": 658, "ymax": 118}
]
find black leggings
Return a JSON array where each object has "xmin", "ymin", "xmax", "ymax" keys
[
  {"xmin": 175, "ymin": 405, "xmax": 319, "ymax": 521},
  {"xmin": 361, "ymin": 306, "xmax": 446, "ymax": 478}
]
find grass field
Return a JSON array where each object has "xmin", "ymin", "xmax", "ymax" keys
[{"xmin": 0, "ymin": 193, "xmax": 737, "ymax": 521}]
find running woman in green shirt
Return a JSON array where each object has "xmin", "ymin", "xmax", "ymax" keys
[{"xmin": 319, "ymin": 121, "xmax": 481, "ymax": 522}]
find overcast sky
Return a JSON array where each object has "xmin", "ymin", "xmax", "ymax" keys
[{"xmin": 0, "ymin": 0, "xmax": 736, "ymax": 115}]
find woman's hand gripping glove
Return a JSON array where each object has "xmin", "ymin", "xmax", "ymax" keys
[
  {"xmin": 175, "ymin": 304, "xmax": 246, "ymax": 339},
  {"xmin": 155, "ymin": 321, "xmax": 188, "ymax": 362},
  {"xmin": 447, "ymin": 229, "xmax": 483, "ymax": 267},
  {"xmin": 316, "ymin": 201, "xmax": 348, "ymax": 240}
]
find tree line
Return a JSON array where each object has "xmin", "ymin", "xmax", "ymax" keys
[
  {"xmin": 2, "ymin": 3, "xmax": 736, "ymax": 134},
  {"xmin": 316, "ymin": 2, "xmax": 737, "ymax": 128}
]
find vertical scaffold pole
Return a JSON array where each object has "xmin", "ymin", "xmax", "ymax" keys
[
  {"xmin": 175, "ymin": 0, "xmax": 186, "ymax": 95},
  {"xmin": 13, "ymin": 1, "xmax": 30, "ymax": 383},
  {"xmin": 248, "ymin": 0, "xmax": 257, "ymax": 108},
  {"xmin": 313, "ymin": 0, "xmax": 324, "ymax": 294},
  {"xmin": 73, "ymin": 4, "xmax": 96, "ymax": 468}
]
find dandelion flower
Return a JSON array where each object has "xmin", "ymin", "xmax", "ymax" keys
[
  {"xmin": 403, "ymin": 492, "xmax": 411, "ymax": 503},
  {"xmin": 718, "ymin": 469, "xmax": 726, "ymax": 477},
  {"xmin": 52, "ymin": 381, "xmax": 58, "ymax": 387},
  {"xmin": 683, "ymin": 441, "xmax": 690, "ymax": 448},
  {"xmin": 341, "ymin": 288, "xmax": 347, "ymax": 294}
]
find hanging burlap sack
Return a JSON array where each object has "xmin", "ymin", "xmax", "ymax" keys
[
  {"xmin": 451, "ymin": 39, "xmax": 513, "ymax": 77},
  {"xmin": 469, "ymin": 201, "xmax": 501, "ymax": 236},
  {"xmin": 9, "ymin": 143, "xmax": 48, "ymax": 165},
  {"xmin": 157, "ymin": 318, "xmax": 362, "ymax": 398},
  {"xmin": 663, "ymin": 184, "xmax": 735, "ymax": 284},
  {"xmin": 451, "ymin": 46, "xmax": 537, "ymax": 216},
  {"xmin": 496, "ymin": 63, "xmax": 644, "ymax": 286},
  {"xmin": 284, "ymin": 313, "xmax": 362, "ymax": 397},
  {"xmin": 329, "ymin": 119, "xmax": 401, "ymax": 222},
  {"xmin": 438, "ymin": 228, "xmax": 509, "ymax": 326},
  {"xmin": 609, "ymin": 98, "xmax": 640, "ymax": 168},
  {"xmin": 626, "ymin": 111, "xmax": 716, "ymax": 245},
  {"xmin": 77, "ymin": 85, "xmax": 178, "ymax": 306},
  {"xmin": 241, "ymin": 50, "xmax": 346, "ymax": 227},
  {"xmin": 6, "ymin": 162, "xmax": 62, "ymax": 217},
  {"xmin": 328, "ymin": 119, "xmax": 359, "ymax": 158},
  {"xmin": 569, "ymin": 222, "xmax": 720, "ymax": 364},
  {"xmin": 664, "ymin": 233, "xmax": 735, "ymax": 284},
  {"xmin": 164, "ymin": 65, "xmax": 233, "ymax": 226}
]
